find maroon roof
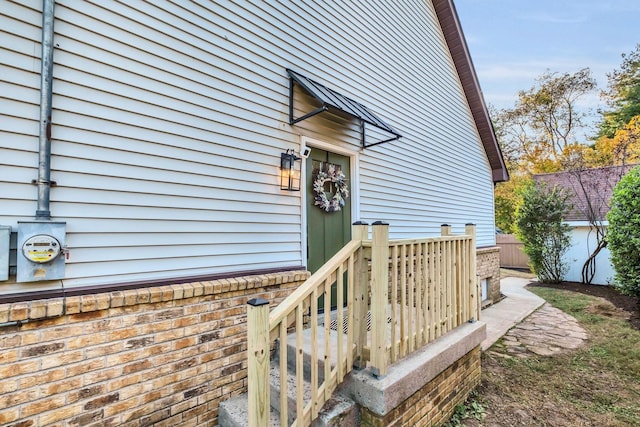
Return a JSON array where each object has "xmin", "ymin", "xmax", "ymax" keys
[
  {"xmin": 433, "ymin": 0, "xmax": 509, "ymax": 183},
  {"xmin": 534, "ymin": 165, "xmax": 637, "ymax": 221}
]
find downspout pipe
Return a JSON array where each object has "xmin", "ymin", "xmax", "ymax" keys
[{"xmin": 36, "ymin": 0, "xmax": 56, "ymax": 220}]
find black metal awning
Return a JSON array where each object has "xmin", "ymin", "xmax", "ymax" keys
[{"xmin": 287, "ymin": 69, "xmax": 402, "ymax": 148}]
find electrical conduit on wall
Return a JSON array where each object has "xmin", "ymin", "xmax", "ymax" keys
[{"xmin": 36, "ymin": 0, "xmax": 56, "ymax": 220}]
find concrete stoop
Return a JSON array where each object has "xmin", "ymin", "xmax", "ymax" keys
[
  {"xmin": 218, "ymin": 363, "xmax": 360, "ymax": 427},
  {"xmin": 219, "ymin": 322, "xmax": 486, "ymax": 426},
  {"xmin": 218, "ymin": 329, "xmax": 359, "ymax": 427},
  {"xmin": 217, "ymin": 395, "xmax": 281, "ymax": 427},
  {"xmin": 218, "ymin": 387, "xmax": 357, "ymax": 427},
  {"xmin": 340, "ymin": 322, "xmax": 486, "ymax": 417}
]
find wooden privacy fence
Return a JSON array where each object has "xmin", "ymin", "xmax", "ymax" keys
[
  {"xmin": 496, "ymin": 233, "xmax": 529, "ymax": 269},
  {"xmin": 247, "ymin": 222, "xmax": 479, "ymax": 427}
]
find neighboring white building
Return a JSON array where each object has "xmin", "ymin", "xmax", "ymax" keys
[
  {"xmin": 563, "ymin": 222, "xmax": 615, "ymax": 285},
  {"xmin": 535, "ymin": 165, "xmax": 635, "ymax": 285},
  {"xmin": 1, "ymin": 0, "xmax": 507, "ymax": 300}
]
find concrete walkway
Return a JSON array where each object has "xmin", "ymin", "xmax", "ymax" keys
[
  {"xmin": 480, "ymin": 276, "xmax": 546, "ymax": 351},
  {"xmin": 481, "ymin": 276, "xmax": 589, "ymax": 355}
]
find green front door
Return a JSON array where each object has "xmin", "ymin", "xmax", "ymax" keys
[{"xmin": 306, "ymin": 148, "xmax": 352, "ymax": 281}]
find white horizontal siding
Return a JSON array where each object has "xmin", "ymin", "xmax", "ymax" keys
[
  {"xmin": 0, "ymin": 0, "xmax": 42, "ymax": 225},
  {"xmin": 67, "ymin": 231, "xmax": 300, "ymax": 248},
  {"xmin": 64, "ymin": 218, "xmax": 302, "ymax": 234},
  {"xmin": 63, "ymin": 251, "xmax": 297, "ymax": 286},
  {"xmin": 51, "ymin": 203, "xmax": 298, "ymax": 223},
  {"xmin": 2, "ymin": 0, "xmax": 498, "ymax": 290},
  {"xmin": 49, "ymin": 0, "xmax": 306, "ymax": 287},
  {"xmin": 274, "ymin": 0, "xmax": 496, "ymax": 245},
  {"xmin": 68, "ymin": 241, "xmax": 301, "ymax": 264}
]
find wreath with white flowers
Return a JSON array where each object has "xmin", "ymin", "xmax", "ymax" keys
[{"xmin": 313, "ymin": 164, "xmax": 349, "ymax": 212}]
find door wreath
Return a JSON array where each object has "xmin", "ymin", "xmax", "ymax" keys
[{"xmin": 313, "ymin": 164, "xmax": 349, "ymax": 212}]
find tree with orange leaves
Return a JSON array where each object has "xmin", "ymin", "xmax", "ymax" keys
[{"xmin": 588, "ymin": 115, "xmax": 640, "ymax": 167}]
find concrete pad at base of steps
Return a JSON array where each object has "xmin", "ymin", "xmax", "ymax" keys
[
  {"xmin": 481, "ymin": 276, "xmax": 545, "ymax": 351},
  {"xmin": 219, "ymin": 370, "xmax": 359, "ymax": 427},
  {"xmin": 217, "ymin": 394, "xmax": 281, "ymax": 427}
]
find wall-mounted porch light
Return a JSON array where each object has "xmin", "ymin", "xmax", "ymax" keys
[{"xmin": 280, "ymin": 149, "xmax": 301, "ymax": 191}]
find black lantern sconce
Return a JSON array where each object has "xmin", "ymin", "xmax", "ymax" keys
[{"xmin": 280, "ymin": 149, "xmax": 301, "ymax": 191}]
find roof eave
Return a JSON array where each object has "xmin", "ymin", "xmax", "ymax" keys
[{"xmin": 432, "ymin": 0, "xmax": 509, "ymax": 183}]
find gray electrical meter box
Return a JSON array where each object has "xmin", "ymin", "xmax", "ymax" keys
[
  {"xmin": 0, "ymin": 226, "xmax": 10, "ymax": 281},
  {"xmin": 17, "ymin": 221, "xmax": 66, "ymax": 283}
]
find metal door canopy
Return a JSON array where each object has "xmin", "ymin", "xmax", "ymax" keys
[{"xmin": 287, "ymin": 69, "xmax": 402, "ymax": 148}]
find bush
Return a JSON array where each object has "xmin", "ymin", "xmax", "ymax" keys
[
  {"xmin": 515, "ymin": 182, "xmax": 572, "ymax": 283},
  {"xmin": 607, "ymin": 166, "xmax": 640, "ymax": 297}
]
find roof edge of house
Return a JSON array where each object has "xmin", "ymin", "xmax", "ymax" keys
[{"xmin": 432, "ymin": 0, "xmax": 509, "ymax": 183}]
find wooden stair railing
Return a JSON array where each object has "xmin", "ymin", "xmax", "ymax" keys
[
  {"xmin": 246, "ymin": 222, "xmax": 479, "ymax": 427},
  {"xmin": 247, "ymin": 223, "xmax": 369, "ymax": 427}
]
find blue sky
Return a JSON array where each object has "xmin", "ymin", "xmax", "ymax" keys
[{"xmin": 455, "ymin": 0, "xmax": 640, "ymax": 120}]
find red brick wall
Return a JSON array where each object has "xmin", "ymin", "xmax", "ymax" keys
[{"xmin": 0, "ymin": 270, "xmax": 308, "ymax": 426}]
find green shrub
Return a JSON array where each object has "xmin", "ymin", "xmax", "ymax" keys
[
  {"xmin": 607, "ymin": 166, "xmax": 640, "ymax": 297},
  {"xmin": 515, "ymin": 182, "xmax": 572, "ymax": 283}
]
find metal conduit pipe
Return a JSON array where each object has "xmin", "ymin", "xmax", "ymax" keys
[{"xmin": 36, "ymin": 0, "xmax": 56, "ymax": 220}]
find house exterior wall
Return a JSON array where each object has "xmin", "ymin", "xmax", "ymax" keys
[
  {"xmin": 0, "ymin": 270, "xmax": 309, "ymax": 426},
  {"xmin": 0, "ymin": 251, "xmax": 493, "ymax": 426},
  {"xmin": 2, "ymin": 1, "xmax": 496, "ymax": 294},
  {"xmin": 477, "ymin": 246, "xmax": 501, "ymax": 304},
  {"xmin": 2, "ymin": 1, "xmax": 42, "ymax": 222},
  {"xmin": 564, "ymin": 222, "xmax": 614, "ymax": 285}
]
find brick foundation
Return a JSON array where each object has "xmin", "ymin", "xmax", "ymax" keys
[
  {"xmin": 477, "ymin": 247, "xmax": 501, "ymax": 304},
  {"xmin": 360, "ymin": 347, "xmax": 481, "ymax": 427},
  {"xmin": 0, "ymin": 249, "xmax": 494, "ymax": 427},
  {"xmin": 0, "ymin": 270, "xmax": 309, "ymax": 427}
]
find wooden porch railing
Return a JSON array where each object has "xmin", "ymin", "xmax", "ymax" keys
[
  {"xmin": 381, "ymin": 223, "xmax": 479, "ymax": 366},
  {"xmin": 246, "ymin": 222, "xmax": 479, "ymax": 427}
]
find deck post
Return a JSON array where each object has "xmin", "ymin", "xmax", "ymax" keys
[
  {"xmin": 465, "ymin": 224, "xmax": 479, "ymax": 322},
  {"xmin": 352, "ymin": 221, "xmax": 369, "ymax": 369},
  {"xmin": 247, "ymin": 298, "xmax": 270, "ymax": 427},
  {"xmin": 370, "ymin": 221, "xmax": 389, "ymax": 377},
  {"xmin": 441, "ymin": 224, "xmax": 454, "ymax": 330}
]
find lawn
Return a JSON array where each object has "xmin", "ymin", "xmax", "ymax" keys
[{"xmin": 449, "ymin": 276, "xmax": 640, "ymax": 426}]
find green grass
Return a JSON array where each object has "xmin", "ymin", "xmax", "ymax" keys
[
  {"xmin": 472, "ymin": 286, "xmax": 640, "ymax": 426},
  {"xmin": 527, "ymin": 287, "xmax": 592, "ymax": 314},
  {"xmin": 528, "ymin": 287, "xmax": 640, "ymax": 379}
]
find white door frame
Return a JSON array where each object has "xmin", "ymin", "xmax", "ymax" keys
[{"xmin": 300, "ymin": 136, "xmax": 360, "ymax": 268}]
